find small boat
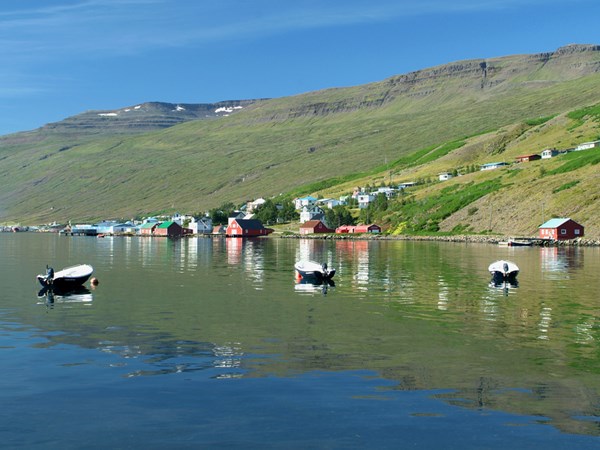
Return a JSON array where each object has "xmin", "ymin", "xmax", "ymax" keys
[
  {"xmin": 36, "ymin": 264, "xmax": 94, "ymax": 289},
  {"xmin": 294, "ymin": 260, "xmax": 335, "ymax": 282},
  {"xmin": 498, "ymin": 239, "xmax": 532, "ymax": 247},
  {"xmin": 488, "ymin": 260, "xmax": 519, "ymax": 283}
]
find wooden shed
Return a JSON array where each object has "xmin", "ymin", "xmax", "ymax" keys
[
  {"xmin": 539, "ymin": 218, "xmax": 584, "ymax": 240},
  {"xmin": 299, "ymin": 220, "xmax": 334, "ymax": 235},
  {"xmin": 226, "ymin": 219, "xmax": 273, "ymax": 237},
  {"xmin": 154, "ymin": 221, "xmax": 184, "ymax": 238}
]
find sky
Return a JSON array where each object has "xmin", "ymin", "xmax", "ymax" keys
[{"xmin": 1, "ymin": 0, "xmax": 599, "ymax": 135}]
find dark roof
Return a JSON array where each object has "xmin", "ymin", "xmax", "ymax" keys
[{"xmin": 232, "ymin": 219, "xmax": 266, "ymax": 230}]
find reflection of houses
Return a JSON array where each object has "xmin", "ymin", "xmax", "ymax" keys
[
  {"xmin": 539, "ymin": 218, "xmax": 584, "ymax": 240},
  {"xmin": 336, "ymin": 224, "xmax": 381, "ymax": 234},
  {"xmin": 299, "ymin": 220, "xmax": 334, "ymax": 235},
  {"xmin": 154, "ymin": 221, "xmax": 184, "ymax": 237},
  {"xmin": 226, "ymin": 219, "xmax": 273, "ymax": 237},
  {"xmin": 300, "ymin": 205, "xmax": 325, "ymax": 223},
  {"xmin": 515, "ymin": 154, "xmax": 541, "ymax": 163},
  {"xmin": 480, "ymin": 162, "xmax": 509, "ymax": 171}
]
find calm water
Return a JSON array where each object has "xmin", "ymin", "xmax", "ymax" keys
[{"xmin": 1, "ymin": 233, "xmax": 599, "ymax": 449}]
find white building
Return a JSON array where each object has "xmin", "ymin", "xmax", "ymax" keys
[
  {"xmin": 357, "ymin": 193, "xmax": 376, "ymax": 209},
  {"xmin": 575, "ymin": 140, "xmax": 600, "ymax": 151},
  {"xmin": 300, "ymin": 206, "xmax": 325, "ymax": 223},
  {"xmin": 541, "ymin": 148, "xmax": 559, "ymax": 159},
  {"xmin": 189, "ymin": 216, "xmax": 213, "ymax": 234},
  {"xmin": 438, "ymin": 172, "xmax": 453, "ymax": 181}
]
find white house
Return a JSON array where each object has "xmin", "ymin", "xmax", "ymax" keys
[
  {"xmin": 189, "ymin": 216, "xmax": 213, "ymax": 234},
  {"xmin": 357, "ymin": 193, "xmax": 376, "ymax": 209},
  {"xmin": 294, "ymin": 196, "xmax": 318, "ymax": 210},
  {"xmin": 247, "ymin": 198, "xmax": 267, "ymax": 212},
  {"xmin": 438, "ymin": 172, "xmax": 453, "ymax": 181},
  {"xmin": 398, "ymin": 182, "xmax": 417, "ymax": 189},
  {"xmin": 300, "ymin": 205, "xmax": 325, "ymax": 223},
  {"xmin": 575, "ymin": 140, "xmax": 600, "ymax": 151},
  {"xmin": 480, "ymin": 162, "xmax": 509, "ymax": 171},
  {"xmin": 375, "ymin": 187, "xmax": 398, "ymax": 198},
  {"xmin": 541, "ymin": 148, "xmax": 559, "ymax": 159}
]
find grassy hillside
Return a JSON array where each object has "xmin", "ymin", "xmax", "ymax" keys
[{"xmin": 1, "ymin": 44, "xmax": 600, "ymax": 235}]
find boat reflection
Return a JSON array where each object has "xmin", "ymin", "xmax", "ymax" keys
[
  {"xmin": 37, "ymin": 285, "xmax": 93, "ymax": 305},
  {"xmin": 294, "ymin": 278, "xmax": 335, "ymax": 295},
  {"xmin": 488, "ymin": 279, "xmax": 519, "ymax": 296}
]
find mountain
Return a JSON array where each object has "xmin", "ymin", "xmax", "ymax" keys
[{"xmin": 1, "ymin": 44, "xmax": 600, "ymax": 234}]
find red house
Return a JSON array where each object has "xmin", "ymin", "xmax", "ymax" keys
[
  {"xmin": 139, "ymin": 222, "xmax": 158, "ymax": 236},
  {"xmin": 299, "ymin": 220, "xmax": 334, "ymax": 235},
  {"xmin": 154, "ymin": 221, "xmax": 184, "ymax": 237},
  {"xmin": 539, "ymin": 218, "xmax": 584, "ymax": 240},
  {"xmin": 336, "ymin": 224, "xmax": 381, "ymax": 234},
  {"xmin": 515, "ymin": 154, "xmax": 541, "ymax": 163},
  {"xmin": 226, "ymin": 219, "xmax": 273, "ymax": 237}
]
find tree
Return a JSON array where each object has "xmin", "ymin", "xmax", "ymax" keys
[
  {"xmin": 209, "ymin": 202, "xmax": 236, "ymax": 225},
  {"xmin": 254, "ymin": 199, "xmax": 278, "ymax": 225},
  {"xmin": 324, "ymin": 205, "xmax": 355, "ymax": 229}
]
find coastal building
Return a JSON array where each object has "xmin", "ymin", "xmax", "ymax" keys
[
  {"xmin": 226, "ymin": 219, "xmax": 273, "ymax": 237},
  {"xmin": 140, "ymin": 222, "xmax": 158, "ymax": 236},
  {"xmin": 539, "ymin": 218, "xmax": 584, "ymax": 240},
  {"xmin": 299, "ymin": 220, "xmax": 334, "ymax": 235},
  {"xmin": 336, "ymin": 224, "xmax": 381, "ymax": 234},
  {"xmin": 154, "ymin": 221, "xmax": 184, "ymax": 238},
  {"xmin": 189, "ymin": 216, "xmax": 213, "ymax": 234}
]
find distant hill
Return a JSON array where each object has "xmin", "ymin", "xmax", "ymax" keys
[{"xmin": 1, "ymin": 44, "xmax": 600, "ymax": 236}]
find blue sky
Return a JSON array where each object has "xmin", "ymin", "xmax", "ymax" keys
[{"xmin": 1, "ymin": 0, "xmax": 599, "ymax": 135}]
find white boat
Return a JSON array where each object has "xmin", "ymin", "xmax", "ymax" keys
[
  {"xmin": 36, "ymin": 264, "xmax": 94, "ymax": 289},
  {"xmin": 498, "ymin": 239, "xmax": 532, "ymax": 247},
  {"xmin": 488, "ymin": 260, "xmax": 519, "ymax": 283},
  {"xmin": 294, "ymin": 260, "xmax": 335, "ymax": 282}
]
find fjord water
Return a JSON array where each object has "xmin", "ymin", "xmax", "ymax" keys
[{"xmin": 1, "ymin": 234, "xmax": 599, "ymax": 449}]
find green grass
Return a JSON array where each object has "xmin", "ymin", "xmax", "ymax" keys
[
  {"xmin": 547, "ymin": 149, "xmax": 600, "ymax": 175},
  {"xmin": 553, "ymin": 180, "xmax": 580, "ymax": 193}
]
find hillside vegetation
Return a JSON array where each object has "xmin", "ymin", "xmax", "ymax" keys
[{"xmin": 1, "ymin": 44, "xmax": 600, "ymax": 237}]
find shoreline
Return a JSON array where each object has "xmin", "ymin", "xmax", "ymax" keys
[{"xmin": 276, "ymin": 233, "xmax": 600, "ymax": 246}]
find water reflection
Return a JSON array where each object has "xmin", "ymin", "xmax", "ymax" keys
[{"xmin": 37, "ymin": 286, "xmax": 94, "ymax": 306}]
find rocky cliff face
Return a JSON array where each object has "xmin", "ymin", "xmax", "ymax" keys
[
  {"xmin": 261, "ymin": 44, "xmax": 600, "ymax": 120},
  {"xmin": 39, "ymin": 99, "xmax": 263, "ymax": 134}
]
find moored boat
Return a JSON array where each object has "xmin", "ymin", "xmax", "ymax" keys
[
  {"xmin": 294, "ymin": 260, "xmax": 335, "ymax": 282},
  {"xmin": 488, "ymin": 260, "xmax": 519, "ymax": 283},
  {"xmin": 498, "ymin": 239, "xmax": 532, "ymax": 247},
  {"xmin": 36, "ymin": 264, "xmax": 94, "ymax": 289}
]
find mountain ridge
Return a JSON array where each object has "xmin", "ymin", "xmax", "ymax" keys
[{"xmin": 1, "ymin": 44, "xmax": 600, "ymax": 234}]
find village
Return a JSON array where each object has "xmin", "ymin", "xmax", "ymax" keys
[{"xmin": 3, "ymin": 139, "xmax": 597, "ymax": 242}]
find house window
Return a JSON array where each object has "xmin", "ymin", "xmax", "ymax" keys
[
  {"xmin": 575, "ymin": 229, "xmax": 580, "ymax": 235},
  {"xmin": 560, "ymin": 229, "xmax": 567, "ymax": 235}
]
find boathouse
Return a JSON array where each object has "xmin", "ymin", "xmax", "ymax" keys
[
  {"xmin": 226, "ymin": 219, "xmax": 273, "ymax": 237},
  {"xmin": 299, "ymin": 220, "xmax": 334, "ymax": 235},
  {"xmin": 154, "ymin": 221, "xmax": 184, "ymax": 238},
  {"xmin": 539, "ymin": 218, "xmax": 584, "ymax": 240}
]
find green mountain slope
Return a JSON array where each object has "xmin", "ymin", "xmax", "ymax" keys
[{"xmin": 1, "ymin": 44, "xmax": 600, "ymax": 231}]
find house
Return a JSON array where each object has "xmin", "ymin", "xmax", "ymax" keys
[
  {"xmin": 299, "ymin": 220, "xmax": 334, "ymax": 235},
  {"xmin": 480, "ymin": 162, "xmax": 509, "ymax": 171},
  {"xmin": 300, "ymin": 205, "xmax": 325, "ymax": 223},
  {"xmin": 247, "ymin": 198, "xmax": 267, "ymax": 212},
  {"xmin": 212, "ymin": 224, "xmax": 227, "ymax": 235},
  {"xmin": 398, "ymin": 182, "xmax": 417, "ymax": 189},
  {"xmin": 140, "ymin": 222, "xmax": 158, "ymax": 236},
  {"xmin": 357, "ymin": 193, "xmax": 375, "ymax": 209},
  {"xmin": 575, "ymin": 140, "xmax": 600, "ymax": 151},
  {"xmin": 515, "ymin": 154, "xmax": 541, "ymax": 163},
  {"xmin": 539, "ymin": 218, "xmax": 584, "ymax": 240},
  {"xmin": 317, "ymin": 198, "xmax": 341, "ymax": 209},
  {"xmin": 438, "ymin": 172, "xmax": 453, "ymax": 181},
  {"xmin": 226, "ymin": 219, "xmax": 273, "ymax": 237},
  {"xmin": 375, "ymin": 187, "xmax": 398, "ymax": 198},
  {"xmin": 189, "ymin": 216, "xmax": 213, "ymax": 234},
  {"xmin": 154, "ymin": 221, "xmax": 184, "ymax": 238},
  {"xmin": 355, "ymin": 224, "xmax": 382, "ymax": 234},
  {"xmin": 228, "ymin": 211, "xmax": 246, "ymax": 225},
  {"xmin": 541, "ymin": 148, "xmax": 559, "ymax": 159},
  {"xmin": 336, "ymin": 224, "xmax": 381, "ymax": 234},
  {"xmin": 294, "ymin": 196, "xmax": 317, "ymax": 210}
]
